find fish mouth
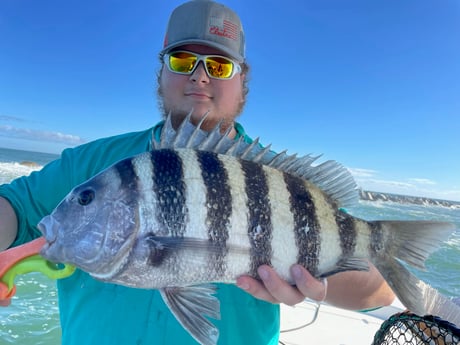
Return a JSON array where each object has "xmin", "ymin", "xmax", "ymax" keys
[
  {"xmin": 38, "ymin": 216, "xmax": 57, "ymax": 242},
  {"xmin": 37, "ymin": 215, "xmax": 61, "ymax": 261}
]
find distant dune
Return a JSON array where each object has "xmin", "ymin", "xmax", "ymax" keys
[
  {"xmin": 360, "ymin": 190, "xmax": 460, "ymax": 208},
  {"xmin": 19, "ymin": 161, "xmax": 41, "ymax": 168}
]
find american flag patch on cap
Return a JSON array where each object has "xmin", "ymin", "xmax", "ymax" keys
[{"xmin": 209, "ymin": 17, "xmax": 239, "ymax": 41}]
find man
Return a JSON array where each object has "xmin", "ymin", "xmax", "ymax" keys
[{"xmin": 0, "ymin": 1, "xmax": 394, "ymax": 344}]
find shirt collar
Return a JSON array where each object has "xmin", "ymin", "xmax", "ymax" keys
[{"xmin": 150, "ymin": 120, "xmax": 253, "ymax": 147}]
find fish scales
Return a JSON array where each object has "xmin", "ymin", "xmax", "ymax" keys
[
  {"xmin": 288, "ymin": 172, "xmax": 347, "ymax": 278},
  {"xmin": 111, "ymin": 149, "xmax": 367, "ymax": 285},
  {"xmin": 336, "ymin": 212, "xmax": 358, "ymax": 257},
  {"xmin": 94, "ymin": 149, "xmax": 347, "ymax": 286},
  {"xmin": 150, "ymin": 149, "xmax": 188, "ymax": 238},
  {"xmin": 181, "ymin": 149, "xmax": 255, "ymax": 283},
  {"xmin": 265, "ymin": 169, "xmax": 297, "ymax": 279},
  {"xmin": 132, "ymin": 150, "xmax": 190, "ymax": 286},
  {"xmin": 38, "ymin": 114, "xmax": 460, "ymax": 345},
  {"xmin": 240, "ymin": 159, "xmax": 274, "ymax": 277},
  {"xmin": 283, "ymin": 172, "xmax": 323, "ymax": 276},
  {"xmin": 217, "ymin": 151, "xmax": 252, "ymax": 279},
  {"xmin": 129, "ymin": 150, "xmax": 218, "ymax": 286},
  {"xmin": 184, "ymin": 149, "xmax": 299, "ymax": 282},
  {"xmin": 179, "ymin": 149, "xmax": 216, "ymax": 282},
  {"xmin": 196, "ymin": 150, "xmax": 231, "ymax": 279}
]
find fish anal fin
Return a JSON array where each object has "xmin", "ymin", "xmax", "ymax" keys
[
  {"xmin": 374, "ymin": 256, "xmax": 460, "ymax": 326},
  {"xmin": 160, "ymin": 284, "xmax": 220, "ymax": 345}
]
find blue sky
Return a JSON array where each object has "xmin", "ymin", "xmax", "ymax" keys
[{"xmin": 1, "ymin": 0, "xmax": 459, "ymax": 201}]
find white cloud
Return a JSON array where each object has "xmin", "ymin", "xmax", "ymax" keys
[
  {"xmin": 0, "ymin": 115, "xmax": 27, "ymax": 123},
  {"xmin": 408, "ymin": 178, "xmax": 437, "ymax": 186},
  {"xmin": 0, "ymin": 125, "xmax": 86, "ymax": 145},
  {"xmin": 348, "ymin": 166, "xmax": 460, "ymax": 201},
  {"xmin": 354, "ymin": 177, "xmax": 416, "ymax": 192},
  {"xmin": 347, "ymin": 167, "xmax": 377, "ymax": 178}
]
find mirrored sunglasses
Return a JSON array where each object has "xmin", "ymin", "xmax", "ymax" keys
[{"xmin": 163, "ymin": 51, "xmax": 242, "ymax": 80}]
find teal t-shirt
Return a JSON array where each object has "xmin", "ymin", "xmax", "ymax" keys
[{"xmin": 0, "ymin": 121, "xmax": 280, "ymax": 345}]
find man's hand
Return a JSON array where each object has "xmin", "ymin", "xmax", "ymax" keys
[
  {"xmin": 237, "ymin": 262, "xmax": 395, "ymax": 311},
  {"xmin": 236, "ymin": 264, "xmax": 327, "ymax": 306}
]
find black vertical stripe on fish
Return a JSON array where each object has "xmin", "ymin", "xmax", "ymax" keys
[
  {"xmin": 241, "ymin": 160, "xmax": 273, "ymax": 278},
  {"xmin": 113, "ymin": 158, "xmax": 140, "ymax": 213},
  {"xmin": 336, "ymin": 210, "xmax": 358, "ymax": 257},
  {"xmin": 114, "ymin": 157, "xmax": 140, "ymax": 196},
  {"xmin": 283, "ymin": 173, "xmax": 321, "ymax": 276},
  {"xmin": 196, "ymin": 151, "xmax": 231, "ymax": 277},
  {"xmin": 150, "ymin": 149, "xmax": 187, "ymax": 237}
]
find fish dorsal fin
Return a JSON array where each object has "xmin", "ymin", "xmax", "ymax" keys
[
  {"xmin": 160, "ymin": 285, "xmax": 220, "ymax": 345},
  {"xmin": 152, "ymin": 111, "xmax": 359, "ymax": 208}
]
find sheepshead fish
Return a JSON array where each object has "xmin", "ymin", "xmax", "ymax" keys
[{"xmin": 38, "ymin": 114, "xmax": 459, "ymax": 345}]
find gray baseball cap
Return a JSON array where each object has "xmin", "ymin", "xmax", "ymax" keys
[{"xmin": 161, "ymin": 0, "xmax": 245, "ymax": 62}]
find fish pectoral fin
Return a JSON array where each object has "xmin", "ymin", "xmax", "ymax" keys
[
  {"xmin": 153, "ymin": 235, "xmax": 250, "ymax": 257},
  {"xmin": 319, "ymin": 257, "xmax": 369, "ymax": 278},
  {"xmin": 160, "ymin": 284, "xmax": 220, "ymax": 345}
]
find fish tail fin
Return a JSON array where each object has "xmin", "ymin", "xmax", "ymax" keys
[
  {"xmin": 371, "ymin": 221, "xmax": 460, "ymax": 325},
  {"xmin": 375, "ymin": 221, "xmax": 455, "ymax": 269}
]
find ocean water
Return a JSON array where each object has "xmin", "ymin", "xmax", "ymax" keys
[
  {"xmin": 0, "ymin": 147, "xmax": 59, "ymax": 186},
  {"xmin": 0, "ymin": 147, "xmax": 459, "ymax": 344}
]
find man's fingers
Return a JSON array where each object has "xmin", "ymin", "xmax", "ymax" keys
[
  {"xmin": 291, "ymin": 265, "xmax": 328, "ymax": 302},
  {"xmin": 257, "ymin": 266, "xmax": 305, "ymax": 306},
  {"xmin": 236, "ymin": 274, "xmax": 278, "ymax": 303},
  {"xmin": 236, "ymin": 265, "xmax": 328, "ymax": 306}
]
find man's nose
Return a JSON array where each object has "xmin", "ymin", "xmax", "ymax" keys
[{"xmin": 189, "ymin": 61, "xmax": 210, "ymax": 83}]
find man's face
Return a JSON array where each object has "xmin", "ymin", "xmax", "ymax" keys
[{"xmin": 159, "ymin": 44, "xmax": 245, "ymax": 134}]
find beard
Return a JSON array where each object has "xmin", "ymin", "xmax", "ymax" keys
[{"xmin": 157, "ymin": 86, "xmax": 243, "ymax": 135}]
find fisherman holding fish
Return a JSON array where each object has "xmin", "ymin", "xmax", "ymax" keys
[{"xmin": 0, "ymin": 1, "xmax": 403, "ymax": 344}]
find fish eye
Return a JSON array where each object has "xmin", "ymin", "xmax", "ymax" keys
[{"xmin": 78, "ymin": 189, "xmax": 95, "ymax": 206}]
